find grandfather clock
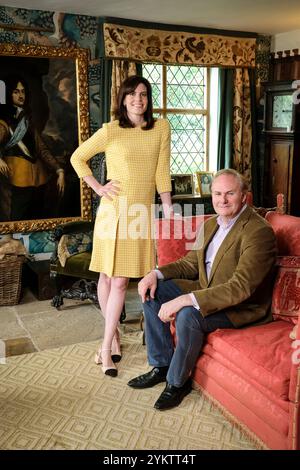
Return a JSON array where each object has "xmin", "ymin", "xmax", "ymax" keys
[{"xmin": 263, "ymin": 80, "xmax": 300, "ymax": 215}]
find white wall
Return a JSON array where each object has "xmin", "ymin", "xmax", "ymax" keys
[
  {"xmin": 272, "ymin": 29, "xmax": 300, "ymax": 53},
  {"xmin": 208, "ymin": 68, "xmax": 219, "ymax": 172}
]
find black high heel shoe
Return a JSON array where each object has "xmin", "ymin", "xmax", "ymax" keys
[{"xmin": 100, "ymin": 348, "xmax": 117, "ymax": 377}]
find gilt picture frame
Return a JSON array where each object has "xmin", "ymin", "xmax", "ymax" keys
[
  {"xmin": 196, "ymin": 171, "xmax": 213, "ymax": 197},
  {"xmin": 172, "ymin": 174, "xmax": 194, "ymax": 196},
  {"xmin": 0, "ymin": 43, "xmax": 91, "ymax": 234}
]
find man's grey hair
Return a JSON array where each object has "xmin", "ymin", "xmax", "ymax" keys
[{"xmin": 211, "ymin": 169, "xmax": 249, "ymax": 193}]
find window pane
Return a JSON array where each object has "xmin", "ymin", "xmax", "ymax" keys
[
  {"xmin": 168, "ymin": 114, "xmax": 205, "ymax": 174},
  {"xmin": 142, "ymin": 63, "xmax": 208, "ymax": 174},
  {"xmin": 142, "ymin": 63, "xmax": 162, "ymax": 108},
  {"xmin": 167, "ymin": 66, "xmax": 205, "ymax": 109}
]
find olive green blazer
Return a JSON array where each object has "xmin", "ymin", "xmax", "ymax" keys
[{"xmin": 159, "ymin": 206, "xmax": 277, "ymax": 328}]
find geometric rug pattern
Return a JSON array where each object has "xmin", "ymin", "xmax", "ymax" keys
[{"xmin": 0, "ymin": 332, "xmax": 256, "ymax": 450}]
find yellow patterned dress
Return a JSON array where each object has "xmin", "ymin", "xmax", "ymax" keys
[{"xmin": 71, "ymin": 118, "xmax": 171, "ymax": 277}]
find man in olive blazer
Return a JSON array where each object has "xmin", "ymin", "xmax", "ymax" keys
[{"xmin": 128, "ymin": 169, "xmax": 277, "ymax": 411}]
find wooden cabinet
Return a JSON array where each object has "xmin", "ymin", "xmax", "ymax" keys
[
  {"xmin": 269, "ymin": 51, "xmax": 300, "ymax": 82},
  {"xmin": 23, "ymin": 260, "xmax": 56, "ymax": 300},
  {"xmin": 263, "ymin": 81, "xmax": 300, "ymax": 215}
]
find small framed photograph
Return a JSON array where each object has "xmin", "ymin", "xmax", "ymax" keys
[
  {"xmin": 172, "ymin": 174, "xmax": 194, "ymax": 196},
  {"xmin": 196, "ymin": 172, "xmax": 214, "ymax": 197}
]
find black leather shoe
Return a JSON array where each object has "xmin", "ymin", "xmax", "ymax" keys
[
  {"xmin": 154, "ymin": 378, "xmax": 192, "ymax": 410},
  {"xmin": 128, "ymin": 367, "xmax": 168, "ymax": 389}
]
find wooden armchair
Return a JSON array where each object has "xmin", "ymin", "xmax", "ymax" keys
[
  {"xmin": 50, "ymin": 221, "xmax": 97, "ymax": 306},
  {"xmin": 49, "ymin": 220, "xmax": 126, "ymax": 321}
]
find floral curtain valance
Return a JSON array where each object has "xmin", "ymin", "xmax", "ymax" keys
[{"xmin": 103, "ymin": 23, "xmax": 256, "ymax": 68}]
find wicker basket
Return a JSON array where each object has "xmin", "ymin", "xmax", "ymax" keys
[{"xmin": 0, "ymin": 255, "xmax": 25, "ymax": 306}]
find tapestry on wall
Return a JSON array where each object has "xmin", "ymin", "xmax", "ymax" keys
[{"xmin": 103, "ymin": 22, "xmax": 256, "ymax": 67}]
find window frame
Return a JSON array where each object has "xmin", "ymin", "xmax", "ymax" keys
[{"xmin": 144, "ymin": 63, "xmax": 210, "ymax": 174}]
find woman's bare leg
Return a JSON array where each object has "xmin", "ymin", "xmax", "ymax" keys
[
  {"xmin": 97, "ymin": 272, "xmax": 111, "ymax": 318},
  {"xmin": 96, "ymin": 273, "xmax": 121, "ymax": 359},
  {"xmin": 101, "ymin": 276, "xmax": 129, "ymax": 368}
]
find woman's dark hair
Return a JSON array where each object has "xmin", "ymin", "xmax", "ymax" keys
[{"xmin": 115, "ymin": 75, "xmax": 154, "ymax": 130}]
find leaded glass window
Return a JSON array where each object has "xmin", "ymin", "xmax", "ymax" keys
[{"xmin": 143, "ymin": 64, "xmax": 208, "ymax": 174}]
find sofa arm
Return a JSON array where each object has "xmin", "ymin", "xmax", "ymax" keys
[
  {"xmin": 288, "ymin": 319, "xmax": 300, "ymax": 449},
  {"xmin": 289, "ymin": 321, "xmax": 300, "ymax": 400}
]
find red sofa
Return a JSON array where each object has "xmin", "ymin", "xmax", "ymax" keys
[{"xmin": 155, "ymin": 211, "xmax": 300, "ymax": 450}]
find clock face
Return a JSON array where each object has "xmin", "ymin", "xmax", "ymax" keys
[{"xmin": 271, "ymin": 94, "xmax": 293, "ymax": 130}]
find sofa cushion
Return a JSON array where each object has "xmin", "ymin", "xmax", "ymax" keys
[
  {"xmin": 265, "ymin": 212, "xmax": 300, "ymax": 255},
  {"xmin": 201, "ymin": 342, "xmax": 289, "ymax": 413},
  {"xmin": 205, "ymin": 321, "xmax": 293, "ymax": 400},
  {"xmin": 194, "ymin": 352, "xmax": 289, "ymax": 438},
  {"xmin": 272, "ymin": 256, "xmax": 300, "ymax": 324},
  {"xmin": 155, "ymin": 215, "xmax": 212, "ymax": 265}
]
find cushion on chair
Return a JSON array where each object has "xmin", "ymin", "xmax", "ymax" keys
[
  {"xmin": 265, "ymin": 212, "xmax": 300, "ymax": 256},
  {"xmin": 155, "ymin": 215, "xmax": 213, "ymax": 265},
  {"xmin": 53, "ymin": 251, "xmax": 98, "ymax": 280},
  {"xmin": 57, "ymin": 232, "xmax": 93, "ymax": 267},
  {"xmin": 272, "ymin": 256, "xmax": 300, "ymax": 324}
]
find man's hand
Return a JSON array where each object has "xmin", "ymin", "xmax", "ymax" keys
[
  {"xmin": 158, "ymin": 294, "xmax": 194, "ymax": 323},
  {"xmin": 57, "ymin": 171, "xmax": 65, "ymax": 195},
  {"xmin": 138, "ymin": 271, "xmax": 157, "ymax": 303},
  {"xmin": 0, "ymin": 159, "xmax": 10, "ymax": 176}
]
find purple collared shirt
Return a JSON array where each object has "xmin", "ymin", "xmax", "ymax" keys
[{"xmin": 205, "ymin": 204, "xmax": 248, "ymax": 280}]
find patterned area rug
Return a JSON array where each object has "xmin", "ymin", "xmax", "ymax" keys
[{"xmin": 0, "ymin": 332, "xmax": 256, "ymax": 450}]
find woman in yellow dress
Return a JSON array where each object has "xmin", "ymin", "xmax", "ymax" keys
[{"xmin": 71, "ymin": 76, "xmax": 172, "ymax": 377}]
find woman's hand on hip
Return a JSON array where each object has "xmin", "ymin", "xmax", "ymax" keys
[{"xmin": 98, "ymin": 180, "xmax": 120, "ymax": 200}]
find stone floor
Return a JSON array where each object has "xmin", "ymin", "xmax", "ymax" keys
[{"xmin": 0, "ymin": 281, "xmax": 142, "ymax": 358}]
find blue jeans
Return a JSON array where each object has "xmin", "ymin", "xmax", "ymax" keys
[{"xmin": 143, "ymin": 280, "xmax": 234, "ymax": 387}]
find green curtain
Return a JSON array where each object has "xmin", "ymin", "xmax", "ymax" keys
[
  {"xmin": 217, "ymin": 68, "xmax": 233, "ymax": 170},
  {"xmin": 99, "ymin": 58, "xmax": 112, "ymax": 126},
  {"xmin": 95, "ymin": 58, "xmax": 112, "ymax": 191},
  {"xmin": 136, "ymin": 63, "xmax": 143, "ymax": 76}
]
